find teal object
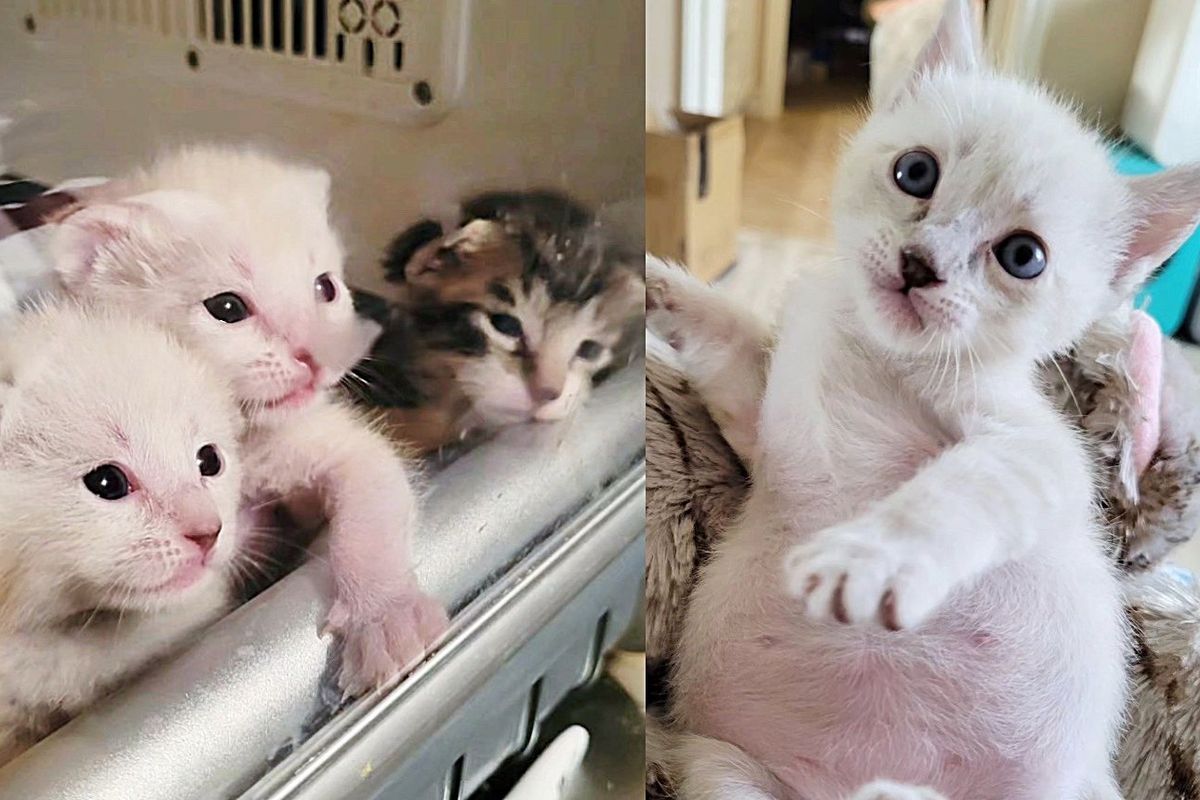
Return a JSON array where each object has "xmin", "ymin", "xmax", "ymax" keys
[{"xmin": 1111, "ymin": 144, "xmax": 1200, "ymax": 336}]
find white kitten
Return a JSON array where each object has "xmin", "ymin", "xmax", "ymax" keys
[
  {"xmin": 0, "ymin": 304, "xmax": 243, "ymax": 764},
  {"xmin": 666, "ymin": 1, "xmax": 1200, "ymax": 798},
  {"xmin": 55, "ymin": 149, "xmax": 446, "ymax": 695}
]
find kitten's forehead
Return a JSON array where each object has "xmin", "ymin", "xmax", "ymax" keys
[
  {"xmin": 0, "ymin": 312, "xmax": 236, "ymax": 473},
  {"xmin": 504, "ymin": 277, "xmax": 626, "ymax": 343},
  {"xmin": 893, "ymin": 74, "xmax": 1110, "ymax": 182},
  {"xmin": 859, "ymin": 72, "xmax": 1124, "ymax": 234}
]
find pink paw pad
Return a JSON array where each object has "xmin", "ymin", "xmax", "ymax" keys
[{"xmin": 325, "ymin": 588, "xmax": 449, "ymax": 697}]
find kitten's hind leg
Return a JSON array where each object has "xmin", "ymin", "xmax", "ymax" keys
[
  {"xmin": 670, "ymin": 732, "xmax": 788, "ymax": 800},
  {"xmin": 645, "ymin": 256, "xmax": 771, "ymax": 465}
]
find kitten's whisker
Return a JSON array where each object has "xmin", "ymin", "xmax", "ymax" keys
[
  {"xmin": 1051, "ymin": 356, "xmax": 1083, "ymax": 418},
  {"xmin": 770, "ymin": 194, "xmax": 831, "ymax": 223},
  {"xmin": 965, "ymin": 342, "xmax": 982, "ymax": 410}
]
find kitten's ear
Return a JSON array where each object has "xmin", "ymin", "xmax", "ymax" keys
[
  {"xmin": 905, "ymin": 0, "xmax": 982, "ymax": 89},
  {"xmin": 382, "ymin": 219, "xmax": 446, "ymax": 283},
  {"xmin": 54, "ymin": 190, "xmax": 213, "ymax": 293},
  {"xmin": 411, "ymin": 219, "xmax": 510, "ymax": 284},
  {"xmin": 53, "ymin": 201, "xmax": 140, "ymax": 293},
  {"xmin": 1116, "ymin": 164, "xmax": 1200, "ymax": 297},
  {"xmin": 603, "ymin": 259, "xmax": 647, "ymax": 317}
]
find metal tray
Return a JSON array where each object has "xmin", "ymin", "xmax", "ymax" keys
[{"xmin": 0, "ymin": 363, "xmax": 645, "ymax": 800}]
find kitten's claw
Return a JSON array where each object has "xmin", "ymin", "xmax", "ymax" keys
[
  {"xmin": 849, "ymin": 780, "xmax": 948, "ymax": 800},
  {"xmin": 325, "ymin": 586, "xmax": 449, "ymax": 698},
  {"xmin": 784, "ymin": 520, "xmax": 950, "ymax": 630}
]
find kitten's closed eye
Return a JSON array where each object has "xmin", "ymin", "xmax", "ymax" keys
[
  {"xmin": 489, "ymin": 313, "xmax": 523, "ymax": 338},
  {"xmin": 893, "ymin": 149, "xmax": 939, "ymax": 199},
  {"xmin": 204, "ymin": 292, "xmax": 253, "ymax": 324},
  {"xmin": 993, "ymin": 233, "xmax": 1047, "ymax": 280},
  {"xmin": 83, "ymin": 463, "xmax": 133, "ymax": 500}
]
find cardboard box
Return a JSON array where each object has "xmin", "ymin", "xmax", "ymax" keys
[{"xmin": 646, "ymin": 112, "xmax": 745, "ymax": 281}]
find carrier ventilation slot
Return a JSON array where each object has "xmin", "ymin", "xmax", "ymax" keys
[
  {"xmin": 195, "ymin": 0, "xmax": 404, "ymax": 75},
  {"xmin": 442, "ymin": 754, "xmax": 465, "ymax": 800},
  {"xmin": 519, "ymin": 678, "xmax": 544, "ymax": 754},
  {"xmin": 34, "ymin": 0, "xmax": 189, "ymax": 37},
  {"xmin": 583, "ymin": 611, "xmax": 610, "ymax": 681}
]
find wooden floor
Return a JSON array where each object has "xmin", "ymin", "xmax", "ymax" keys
[{"xmin": 741, "ymin": 80, "xmax": 868, "ymax": 242}]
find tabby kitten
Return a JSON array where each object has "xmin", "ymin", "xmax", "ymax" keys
[{"xmin": 351, "ymin": 191, "xmax": 643, "ymax": 453}]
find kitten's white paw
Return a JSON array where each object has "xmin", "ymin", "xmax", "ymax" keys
[
  {"xmin": 324, "ymin": 585, "xmax": 448, "ymax": 697},
  {"xmin": 848, "ymin": 780, "xmax": 947, "ymax": 800},
  {"xmin": 645, "ymin": 256, "xmax": 706, "ymax": 351},
  {"xmin": 783, "ymin": 519, "xmax": 950, "ymax": 630}
]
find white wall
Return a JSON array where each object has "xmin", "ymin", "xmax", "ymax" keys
[
  {"xmin": 647, "ymin": 0, "xmax": 682, "ymax": 129},
  {"xmin": 0, "ymin": 1, "xmax": 645, "ymax": 292}
]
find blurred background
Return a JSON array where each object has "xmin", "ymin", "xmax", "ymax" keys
[{"xmin": 645, "ymin": 0, "xmax": 1200, "ymax": 330}]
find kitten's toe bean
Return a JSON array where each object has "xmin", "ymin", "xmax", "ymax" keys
[
  {"xmin": 327, "ymin": 587, "xmax": 449, "ymax": 696},
  {"xmin": 849, "ymin": 780, "xmax": 947, "ymax": 800},
  {"xmin": 784, "ymin": 525, "xmax": 949, "ymax": 628},
  {"xmin": 884, "ymin": 555, "xmax": 946, "ymax": 630}
]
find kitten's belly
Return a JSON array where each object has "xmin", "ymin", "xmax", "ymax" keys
[{"xmin": 673, "ymin": 519, "xmax": 1124, "ymax": 799}]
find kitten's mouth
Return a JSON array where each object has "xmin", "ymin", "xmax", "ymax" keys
[
  {"xmin": 871, "ymin": 284, "xmax": 924, "ymax": 334},
  {"xmin": 263, "ymin": 380, "xmax": 318, "ymax": 411},
  {"xmin": 130, "ymin": 561, "xmax": 208, "ymax": 597}
]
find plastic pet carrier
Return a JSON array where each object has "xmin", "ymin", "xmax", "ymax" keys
[{"xmin": 0, "ymin": 1, "xmax": 645, "ymax": 797}]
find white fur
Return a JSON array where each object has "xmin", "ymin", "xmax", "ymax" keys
[
  {"xmin": 55, "ymin": 146, "xmax": 446, "ymax": 694},
  {"xmin": 0, "ymin": 304, "xmax": 243, "ymax": 763},
  {"xmin": 645, "ymin": 256, "xmax": 771, "ymax": 465},
  {"xmin": 667, "ymin": 1, "xmax": 1200, "ymax": 797}
]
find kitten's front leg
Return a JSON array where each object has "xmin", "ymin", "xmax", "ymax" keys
[
  {"xmin": 645, "ymin": 256, "xmax": 771, "ymax": 465},
  {"xmin": 248, "ymin": 401, "xmax": 447, "ymax": 695},
  {"xmin": 785, "ymin": 418, "xmax": 1079, "ymax": 629}
]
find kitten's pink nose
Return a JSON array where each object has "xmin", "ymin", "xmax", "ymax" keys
[
  {"xmin": 184, "ymin": 525, "xmax": 221, "ymax": 557},
  {"xmin": 174, "ymin": 488, "xmax": 222, "ymax": 558},
  {"xmin": 533, "ymin": 384, "xmax": 562, "ymax": 404}
]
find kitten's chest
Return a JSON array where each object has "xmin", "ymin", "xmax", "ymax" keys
[{"xmin": 765, "ymin": 367, "xmax": 957, "ymax": 517}]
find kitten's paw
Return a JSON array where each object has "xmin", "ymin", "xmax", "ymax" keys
[
  {"xmin": 645, "ymin": 257, "xmax": 703, "ymax": 351},
  {"xmin": 849, "ymin": 780, "xmax": 947, "ymax": 800},
  {"xmin": 325, "ymin": 586, "xmax": 449, "ymax": 697},
  {"xmin": 783, "ymin": 520, "xmax": 950, "ymax": 630}
]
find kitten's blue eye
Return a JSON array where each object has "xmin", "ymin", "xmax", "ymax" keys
[
  {"xmin": 204, "ymin": 292, "xmax": 252, "ymax": 323},
  {"xmin": 489, "ymin": 313, "xmax": 523, "ymax": 338},
  {"xmin": 577, "ymin": 340, "xmax": 603, "ymax": 360},
  {"xmin": 197, "ymin": 444, "xmax": 223, "ymax": 477},
  {"xmin": 314, "ymin": 273, "xmax": 337, "ymax": 303},
  {"xmin": 893, "ymin": 149, "xmax": 939, "ymax": 199},
  {"xmin": 83, "ymin": 463, "xmax": 131, "ymax": 500},
  {"xmin": 994, "ymin": 232, "xmax": 1047, "ymax": 280}
]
